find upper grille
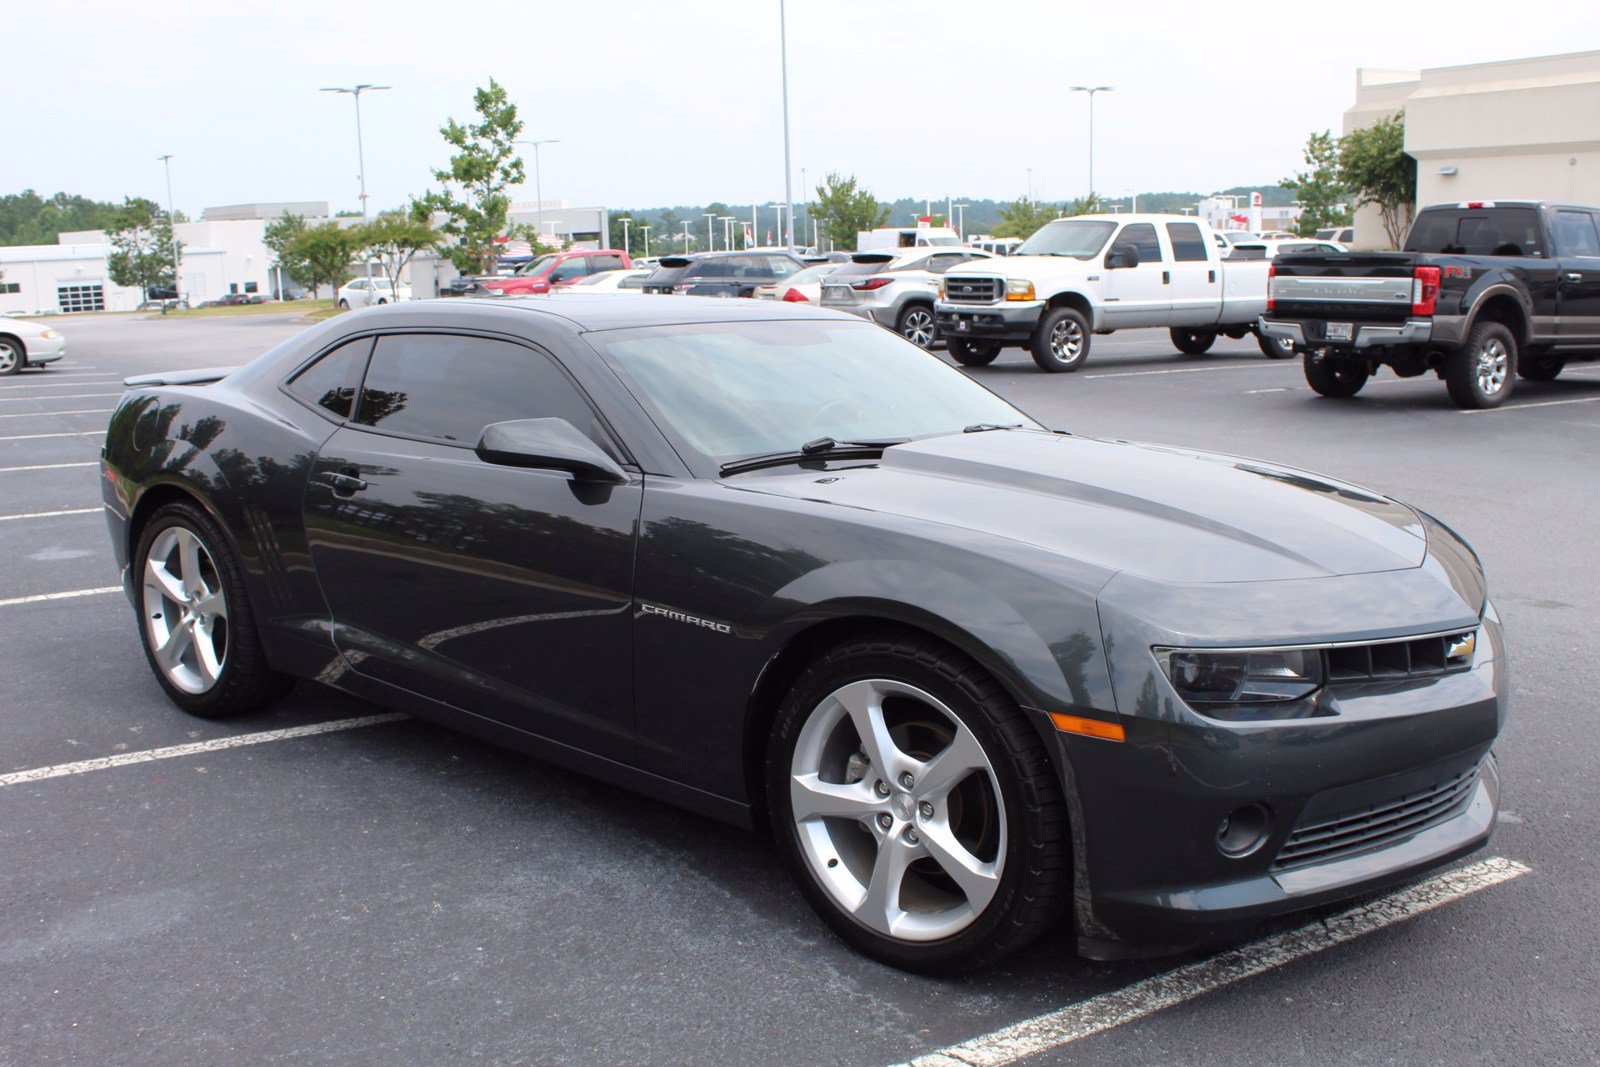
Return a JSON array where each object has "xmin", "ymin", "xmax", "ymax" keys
[
  {"xmin": 943, "ymin": 277, "xmax": 1002, "ymax": 303},
  {"xmin": 1325, "ymin": 631, "xmax": 1474, "ymax": 684},
  {"xmin": 1272, "ymin": 763, "xmax": 1481, "ymax": 870}
]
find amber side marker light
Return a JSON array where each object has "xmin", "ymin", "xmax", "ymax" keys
[{"xmin": 1049, "ymin": 713, "xmax": 1126, "ymax": 742}]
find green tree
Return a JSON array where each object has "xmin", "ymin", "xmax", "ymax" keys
[
  {"xmin": 1340, "ymin": 112, "xmax": 1416, "ymax": 249},
  {"xmin": 423, "ymin": 78, "xmax": 526, "ymax": 274},
  {"xmin": 1283, "ymin": 131, "xmax": 1350, "ymax": 237},
  {"xmin": 992, "ymin": 195, "xmax": 1060, "ymax": 239},
  {"xmin": 1064, "ymin": 193, "xmax": 1101, "ymax": 217},
  {"xmin": 106, "ymin": 197, "xmax": 181, "ymax": 296},
  {"xmin": 813, "ymin": 173, "xmax": 888, "ymax": 250},
  {"xmin": 263, "ymin": 213, "xmax": 309, "ymax": 296},
  {"xmin": 289, "ymin": 222, "xmax": 360, "ymax": 300},
  {"xmin": 355, "ymin": 203, "xmax": 441, "ymax": 297},
  {"xmin": 0, "ymin": 190, "xmax": 122, "ymax": 246}
]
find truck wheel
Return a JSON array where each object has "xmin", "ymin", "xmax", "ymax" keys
[
  {"xmin": 1256, "ymin": 331, "xmax": 1296, "ymax": 359},
  {"xmin": 1303, "ymin": 352, "xmax": 1369, "ymax": 398},
  {"xmin": 947, "ymin": 339, "xmax": 1001, "ymax": 367},
  {"xmin": 897, "ymin": 305, "xmax": 937, "ymax": 349},
  {"xmin": 1517, "ymin": 354, "xmax": 1564, "ymax": 381},
  {"xmin": 1169, "ymin": 328, "xmax": 1216, "ymax": 356},
  {"xmin": 1030, "ymin": 308, "xmax": 1090, "ymax": 372},
  {"xmin": 1445, "ymin": 322, "xmax": 1516, "ymax": 409}
]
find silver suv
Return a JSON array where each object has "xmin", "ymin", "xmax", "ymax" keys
[{"xmin": 819, "ymin": 248, "xmax": 993, "ymax": 349}]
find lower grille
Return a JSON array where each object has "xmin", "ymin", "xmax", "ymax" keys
[
  {"xmin": 944, "ymin": 277, "xmax": 1002, "ymax": 303},
  {"xmin": 1272, "ymin": 763, "xmax": 1481, "ymax": 870}
]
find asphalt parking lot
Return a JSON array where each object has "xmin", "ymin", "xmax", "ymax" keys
[{"xmin": 2, "ymin": 310, "xmax": 1597, "ymax": 1065}]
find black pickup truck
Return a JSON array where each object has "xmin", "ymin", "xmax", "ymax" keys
[{"xmin": 1259, "ymin": 201, "xmax": 1600, "ymax": 408}]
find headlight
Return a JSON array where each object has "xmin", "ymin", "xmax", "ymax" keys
[
  {"xmin": 1005, "ymin": 279, "xmax": 1035, "ymax": 301},
  {"xmin": 1155, "ymin": 647, "xmax": 1325, "ymax": 720},
  {"xmin": 40, "ymin": 329, "xmax": 59, "ymax": 339}
]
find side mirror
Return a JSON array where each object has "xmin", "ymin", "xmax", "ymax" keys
[
  {"xmin": 474, "ymin": 418, "xmax": 628, "ymax": 484},
  {"xmin": 1106, "ymin": 245, "xmax": 1140, "ymax": 269}
]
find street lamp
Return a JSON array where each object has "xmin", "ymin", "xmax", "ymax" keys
[
  {"xmin": 156, "ymin": 154, "xmax": 181, "ymax": 305},
  {"xmin": 1069, "ymin": 85, "xmax": 1114, "ymax": 199},
  {"xmin": 679, "ymin": 229, "xmax": 693, "ymax": 253},
  {"xmin": 704, "ymin": 212, "xmax": 717, "ymax": 252},
  {"xmin": 514, "ymin": 139, "xmax": 560, "ymax": 244},
  {"xmin": 778, "ymin": 0, "xmax": 796, "ymax": 254},
  {"xmin": 720, "ymin": 216, "xmax": 736, "ymax": 251},
  {"xmin": 639, "ymin": 224, "xmax": 651, "ymax": 259},
  {"xmin": 617, "ymin": 217, "xmax": 632, "ymax": 257},
  {"xmin": 952, "ymin": 203, "xmax": 968, "ymax": 242},
  {"xmin": 319, "ymin": 84, "xmax": 391, "ymax": 217}
]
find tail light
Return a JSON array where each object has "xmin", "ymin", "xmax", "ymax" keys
[
  {"xmin": 782, "ymin": 287, "xmax": 808, "ymax": 302},
  {"xmin": 1266, "ymin": 263, "xmax": 1276, "ymax": 312},
  {"xmin": 850, "ymin": 277, "xmax": 894, "ymax": 291},
  {"xmin": 1412, "ymin": 266, "xmax": 1441, "ymax": 316}
]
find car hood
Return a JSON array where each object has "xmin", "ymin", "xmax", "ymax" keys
[
  {"xmin": 736, "ymin": 430, "xmax": 1428, "ymax": 584},
  {"xmin": 943, "ymin": 254, "xmax": 1094, "ymax": 281}
]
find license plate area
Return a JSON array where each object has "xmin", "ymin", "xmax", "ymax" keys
[{"xmin": 1325, "ymin": 322, "xmax": 1354, "ymax": 342}]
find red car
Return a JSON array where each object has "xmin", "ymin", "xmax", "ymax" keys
[{"xmin": 476, "ymin": 249, "xmax": 632, "ymax": 296}]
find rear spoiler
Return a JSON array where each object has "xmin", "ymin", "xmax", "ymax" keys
[{"xmin": 123, "ymin": 366, "xmax": 239, "ymax": 387}]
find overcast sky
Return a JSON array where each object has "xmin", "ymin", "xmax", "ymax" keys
[{"xmin": 8, "ymin": 1, "xmax": 1598, "ymax": 219}]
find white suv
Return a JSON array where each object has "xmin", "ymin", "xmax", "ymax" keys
[{"xmin": 819, "ymin": 248, "xmax": 992, "ymax": 349}]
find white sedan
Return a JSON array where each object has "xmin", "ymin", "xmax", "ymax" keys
[
  {"xmin": 569, "ymin": 268, "xmax": 653, "ymax": 293},
  {"xmin": 0, "ymin": 317, "xmax": 66, "ymax": 375},
  {"xmin": 336, "ymin": 277, "xmax": 412, "ymax": 309}
]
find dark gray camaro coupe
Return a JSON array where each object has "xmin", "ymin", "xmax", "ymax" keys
[{"xmin": 101, "ymin": 295, "xmax": 1505, "ymax": 972}]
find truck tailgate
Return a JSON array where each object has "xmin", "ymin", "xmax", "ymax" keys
[{"xmin": 1271, "ymin": 253, "xmax": 1417, "ymax": 324}]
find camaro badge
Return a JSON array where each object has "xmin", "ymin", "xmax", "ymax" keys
[{"xmin": 640, "ymin": 603, "xmax": 733, "ymax": 634}]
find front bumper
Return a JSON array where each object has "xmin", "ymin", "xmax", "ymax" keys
[
  {"xmin": 24, "ymin": 334, "xmax": 66, "ymax": 365},
  {"xmin": 935, "ymin": 300, "xmax": 1045, "ymax": 342},
  {"xmin": 1258, "ymin": 316, "xmax": 1433, "ymax": 352}
]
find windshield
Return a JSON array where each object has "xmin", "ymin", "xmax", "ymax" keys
[
  {"xmin": 785, "ymin": 264, "xmax": 837, "ymax": 285},
  {"xmin": 587, "ymin": 320, "xmax": 1037, "ymax": 470},
  {"xmin": 513, "ymin": 254, "xmax": 560, "ymax": 277},
  {"xmin": 923, "ymin": 236, "xmax": 960, "ymax": 246},
  {"xmin": 1015, "ymin": 220, "xmax": 1116, "ymax": 258}
]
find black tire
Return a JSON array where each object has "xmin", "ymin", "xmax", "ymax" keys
[
  {"xmin": 1169, "ymin": 327, "xmax": 1216, "ymax": 355},
  {"xmin": 1030, "ymin": 307, "xmax": 1091, "ymax": 372},
  {"xmin": 947, "ymin": 338, "xmax": 1001, "ymax": 367},
  {"xmin": 337, "ymin": 299, "xmax": 350, "ymax": 309},
  {"xmin": 766, "ymin": 629, "xmax": 1071, "ymax": 974},
  {"xmin": 1518, "ymin": 354, "xmax": 1564, "ymax": 381},
  {"xmin": 0, "ymin": 337, "xmax": 23, "ymax": 376},
  {"xmin": 377, "ymin": 298, "xmax": 388, "ymax": 305},
  {"xmin": 1303, "ymin": 352, "xmax": 1370, "ymax": 398},
  {"xmin": 132, "ymin": 501, "xmax": 293, "ymax": 718},
  {"xmin": 1445, "ymin": 321, "xmax": 1517, "ymax": 409},
  {"xmin": 896, "ymin": 304, "xmax": 937, "ymax": 349},
  {"xmin": 1256, "ymin": 330, "xmax": 1296, "ymax": 359}
]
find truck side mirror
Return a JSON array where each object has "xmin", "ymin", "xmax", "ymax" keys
[{"xmin": 1106, "ymin": 245, "xmax": 1140, "ymax": 269}]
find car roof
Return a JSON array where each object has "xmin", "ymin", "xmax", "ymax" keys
[{"xmin": 442, "ymin": 293, "xmax": 865, "ymax": 331}]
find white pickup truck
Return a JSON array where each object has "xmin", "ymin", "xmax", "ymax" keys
[{"xmin": 933, "ymin": 213, "xmax": 1287, "ymax": 371}]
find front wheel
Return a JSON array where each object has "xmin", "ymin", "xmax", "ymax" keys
[
  {"xmin": 1030, "ymin": 307, "xmax": 1091, "ymax": 372},
  {"xmin": 1256, "ymin": 330, "xmax": 1296, "ymax": 359},
  {"xmin": 337, "ymin": 299, "xmax": 350, "ymax": 309},
  {"xmin": 1445, "ymin": 322, "xmax": 1516, "ymax": 409},
  {"xmin": 767, "ymin": 631, "xmax": 1070, "ymax": 973},
  {"xmin": 896, "ymin": 304, "xmax": 936, "ymax": 349},
  {"xmin": 1169, "ymin": 327, "xmax": 1216, "ymax": 355},
  {"xmin": 946, "ymin": 338, "xmax": 1001, "ymax": 367},
  {"xmin": 1303, "ymin": 352, "xmax": 1370, "ymax": 398},
  {"xmin": 0, "ymin": 338, "xmax": 22, "ymax": 375}
]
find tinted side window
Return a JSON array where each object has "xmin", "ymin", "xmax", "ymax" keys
[
  {"xmin": 355, "ymin": 334, "xmax": 609, "ymax": 450},
  {"xmin": 765, "ymin": 256, "xmax": 800, "ymax": 278},
  {"xmin": 1404, "ymin": 208, "xmax": 1546, "ymax": 257},
  {"xmin": 1165, "ymin": 223, "xmax": 1209, "ymax": 262},
  {"xmin": 549, "ymin": 258, "xmax": 591, "ymax": 282},
  {"xmin": 924, "ymin": 254, "xmax": 967, "ymax": 275},
  {"xmin": 589, "ymin": 254, "xmax": 625, "ymax": 271},
  {"xmin": 685, "ymin": 259, "xmax": 724, "ymax": 279},
  {"xmin": 287, "ymin": 336, "xmax": 372, "ymax": 419},
  {"xmin": 1555, "ymin": 211, "xmax": 1600, "ymax": 257},
  {"xmin": 1116, "ymin": 223, "xmax": 1163, "ymax": 263}
]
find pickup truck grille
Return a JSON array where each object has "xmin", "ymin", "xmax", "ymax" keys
[{"xmin": 943, "ymin": 277, "xmax": 1002, "ymax": 304}]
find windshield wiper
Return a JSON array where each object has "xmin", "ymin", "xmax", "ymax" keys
[
  {"xmin": 719, "ymin": 436, "xmax": 909, "ymax": 477},
  {"xmin": 963, "ymin": 423, "xmax": 1024, "ymax": 433}
]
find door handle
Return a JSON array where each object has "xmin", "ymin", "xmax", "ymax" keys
[
  {"xmin": 318, "ymin": 470, "xmax": 369, "ymax": 496},
  {"xmin": 1208, "ymin": 270, "xmax": 1216, "ymax": 283},
  {"xmin": 1566, "ymin": 272, "xmax": 1584, "ymax": 282},
  {"xmin": 1163, "ymin": 271, "xmax": 1171, "ymax": 285}
]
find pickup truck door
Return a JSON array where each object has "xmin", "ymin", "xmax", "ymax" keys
[
  {"xmin": 1553, "ymin": 209, "xmax": 1600, "ymax": 342},
  {"xmin": 1164, "ymin": 221, "xmax": 1220, "ymax": 327},
  {"xmin": 1101, "ymin": 222, "xmax": 1172, "ymax": 326}
]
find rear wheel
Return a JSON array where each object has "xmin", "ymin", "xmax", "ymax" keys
[
  {"xmin": 946, "ymin": 339, "xmax": 1001, "ymax": 367},
  {"xmin": 1445, "ymin": 322, "xmax": 1516, "ymax": 409},
  {"xmin": 897, "ymin": 304, "xmax": 937, "ymax": 349},
  {"xmin": 1303, "ymin": 352, "xmax": 1369, "ymax": 398},
  {"xmin": 337, "ymin": 299, "xmax": 350, "ymax": 309},
  {"xmin": 0, "ymin": 338, "xmax": 22, "ymax": 375},
  {"xmin": 767, "ymin": 631, "xmax": 1070, "ymax": 974},
  {"xmin": 1169, "ymin": 328, "xmax": 1216, "ymax": 355},
  {"xmin": 1030, "ymin": 307, "xmax": 1091, "ymax": 372},
  {"xmin": 1517, "ymin": 354, "xmax": 1564, "ymax": 381},
  {"xmin": 1256, "ymin": 330, "xmax": 1296, "ymax": 359}
]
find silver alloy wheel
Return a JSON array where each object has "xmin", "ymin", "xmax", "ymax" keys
[
  {"xmin": 142, "ymin": 526, "xmax": 229, "ymax": 694},
  {"xmin": 789, "ymin": 678, "xmax": 1005, "ymax": 942},
  {"xmin": 0, "ymin": 341, "xmax": 19, "ymax": 374},
  {"xmin": 900, "ymin": 308, "xmax": 935, "ymax": 348},
  {"xmin": 1476, "ymin": 338, "xmax": 1509, "ymax": 395},
  {"xmin": 1049, "ymin": 318, "xmax": 1083, "ymax": 362}
]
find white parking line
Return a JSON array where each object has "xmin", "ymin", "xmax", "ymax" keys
[
  {"xmin": 0, "ymin": 462, "xmax": 98, "ymax": 473},
  {"xmin": 0, "ymin": 430, "xmax": 105, "ymax": 441},
  {"xmin": 1460, "ymin": 395, "xmax": 1600, "ymax": 414},
  {"xmin": 0, "ymin": 586, "xmax": 120, "ymax": 608},
  {"xmin": 1083, "ymin": 364, "xmax": 1296, "ymax": 381},
  {"xmin": 897, "ymin": 856, "xmax": 1530, "ymax": 1067},
  {"xmin": 0, "ymin": 507, "xmax": 101, "ymax": 522},
  {"xmin": 0, "ymin": 408, "xmax": 112, "ymax": 419},
  {"xmin": 0, "ymin": 378, "xmax": 125, "ymax": 390},
  {"xmin": 0, "ymin": 392, "xmax": 123, "ymax": 402},
  {"xmin": 0, "ymin": 713, "xmax": 409, "ymax": 789}
]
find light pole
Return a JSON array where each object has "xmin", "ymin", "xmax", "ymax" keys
[
  {"xmin": 617, "ymin": 216, "xmax": 632, "ymax": 256},
  {"xmin": 721, "ymin": 216, "xmax": 736, "ymax": 251},
  {"xmin": 156, "ymin": 154, "xmax": 181, "ymax": 304},
  {"xmin": 778, "ymin": 0, "xmax": 796, "ymax": 254},
  {"xmin": 515, "ymin": 139, "xmax": 560, "ymax": 245},
  {"xmin": 766, "ymin": 202, "xmax": 784, "ymax": 247},
  {"xmin": 1069, "ymin": 85, "xmax": 1114, "ymax": 199},
  {"xmin": 639, "ymin": 224, "xmax": 651, "ymax": 259},
  {"xmin": 952, "ymin": 203, "xmax": 968, "ymax": 242},
  {"xmin": 704, "ymin": 212, "xmax": 717, "ymax": 251},
  {"xmin": 680, "ymin": 229, "xmax": 692, "ymax": 254},
  {"xmin": 319, "ymin": 84, "xmax": 390, "ymax": 217}
]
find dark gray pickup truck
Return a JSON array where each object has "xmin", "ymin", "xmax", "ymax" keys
[{"xmin": 1259, "ymin": 201, "xmax": 1600, "ymax": 408}]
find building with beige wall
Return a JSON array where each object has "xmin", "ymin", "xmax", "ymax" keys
[{"xmin": 1344, "ymin": 50, "xmax": 1600, "ymax": 248}]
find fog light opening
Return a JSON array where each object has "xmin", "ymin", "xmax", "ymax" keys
[{"xmin": 1216, "ymin": 804, "xmax": 1271, "ymax": 858}]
